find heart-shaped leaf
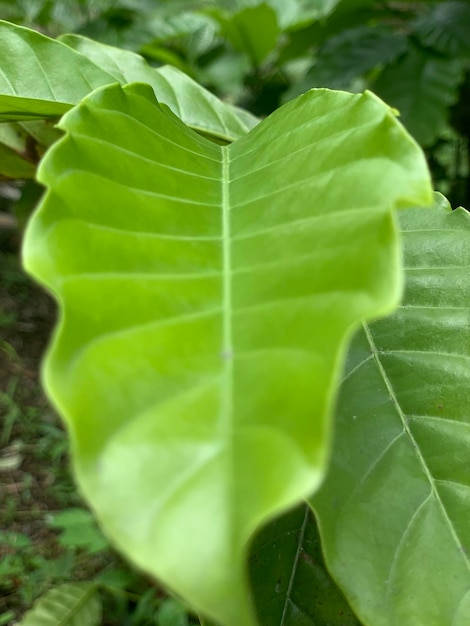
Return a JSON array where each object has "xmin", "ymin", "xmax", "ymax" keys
[
  {"xmin": 312, "ymin": 199, "xmax": 470, "ymax": 626},
  {"xmin": 23, "ymin": 83, "xmax": 432, "ymax": 625}
]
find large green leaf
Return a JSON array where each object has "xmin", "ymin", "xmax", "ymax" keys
[
  {"xmin": 372, "ymin": 42, "xmax": 464, "ymax": 147},
  {"xmin": 0, "ymin": 20, "xmax": 114, "ymax": 121},
  {"xmin": 312, "ymin": 200, "xmax": 470, "ymax": 626},
  {"xmin": 414, "ymin": 1, "xmax": 470, "ymax": 57},
  {"xmin": 19, "ymin": 583, "xmax": 101, "ymax": 626},
  {"xmin": 0, "ymin": 21, "xmax": 256, "ymax": 141},
  {"xmin": 59, "ymin": 34, "xmax": 258, "ymax": 140},
  {"xmin": 249, "ymin": 504, "xmax": 360, "ymax": 625},
  {"xmin": 23, "ymin": 83, "xmax": 432, "ymax": 625}
]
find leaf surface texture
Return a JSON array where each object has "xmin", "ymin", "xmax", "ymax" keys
[{"xmin": 312, "ymin": 203, "xmax": 470, "ymax": 626}]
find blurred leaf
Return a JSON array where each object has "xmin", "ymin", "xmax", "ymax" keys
[
  {"xmin": 129, "ymin": 588, "xmax": 158, "ymax": 625},
  {"xmin": 0, "ymin": 612, "xmax": 15, "ymax": 626},
  {"xmin": 249, "ymin": 505, "xmax": 360, "ymax": 625},
  {"xmin": 199, "ymin": 51, "xmax": 250, "ymax": 99},
  {"xmin": 49, "ymin": 508, "xmax": 109, "ymax": 553},
  {"xmin": 95, "ymin": 566, "xmax": 139, "ymax": 589},
  {"xmin": 210, "ymin": 3, "xmax": 279, "ymax": 66},
  {"xmin": 19, "ymin": 583, "xmax": 101, "ymax": 626},
  {"xmin": 262, "ymin": 0, "xmax": 340, "ymax": 30},
  {"xmin": 372, "ymin": 43, "xmax": 464, "ymax": 147},
  {"xmin": 59, "ymin": 34, "xmax": 258, "ymax": 140},
  {"xmin": 0, "ymin": 530, "xmax": 32, "ymax": 548},
  {"xmin": 156, "ymin": 598, "xmax": 189, "ymax": 626},
  {"xmin": 0, "ymin": 122, "xmax": 36, "ymax": 178},
  {"xmin": 19, "ymin": 120, "xmax": 63, "ymax": 151},
  {"xmin": 312, "ymin": 201, "xmax": 470, "ymax": 626},
  {"xmin": 414, "ymin": 1, "xmax": 470, "ymax": 57},
  {"xmin": 285, "ymin": 25, "xmax": 407, "ymax": 99}
]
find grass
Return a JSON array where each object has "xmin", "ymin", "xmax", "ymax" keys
[{"xmin": 0, "ymin": 248, "xmax": 198, "ymax": 626}]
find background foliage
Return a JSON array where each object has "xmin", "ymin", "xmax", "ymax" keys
[{"xmin": 1, "ymin": 0, "xmax": 469, "ymax": 206}]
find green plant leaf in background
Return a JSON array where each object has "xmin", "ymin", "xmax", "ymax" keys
[
  {"xmin": 0, "ymin": 20, "xmax": 257, "ymax": 142},
  {"xmin": 0, "ymin": 20, "xmax": 114, "ymax": 121},
  {"xmin": 156, "ymin": 597, "xmax": 190, "ymax": 626},
  {"xmin": 23, "ymin": 82, "xmax": 432, "ymax": 625},
  {"xmin": 49, "ymin": 507, "xmax": 109, "ymax": 553},
  {"xmin": 58, "ymin": 33, "xmax": 258, "ymax": 141},
  {"xmin": 372, "ymin": 42, "xmax": 464, "ymax": 147},
  {"xmin": 208, "ymin": 3, "xmax": 279, "ymax": 67},
  {"xmin": 19, "ymin": 583, "xmax": 101, "ymax": 626},
  {"xmin": 285, "ymin": 24, "xmax": 407, "ymax": 101},
  {"xmin": 414, "ymin": 1, "xmax": 470, "ymax": 58},
  {"xmin": 249, "ymin": 504, "xmax": 360, "ymax": 625},
  {"xmin": 0, "ymin": 122, "xmax": 36, "ymax": 178},
  {"xmin": 312, "ymin": 198, "xmax": 470, "ymax": 626}
]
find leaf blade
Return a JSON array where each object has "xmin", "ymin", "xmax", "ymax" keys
[
  {"xmin": 23, "ymin": 84, "xmax": 433, "ymax": 626},
  {"xmin": 312, "ymin": 202, "xmax": 470, "ymax": 626}
]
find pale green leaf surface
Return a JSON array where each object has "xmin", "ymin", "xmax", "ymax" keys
[
  {"xmin": 59, "ymin": 34, "xmax": 258, "ymax": 140},
  {"xmin": 249, "ymin": 505, "xmax": 360, "ymax": 625},
  {"xmin": 312, "ymin": 204, "xmax": 470, "ymax": 626},
  {"xmin": 19, "ymin": 583, "xmax": 101, "ymax": 626},
  {"xmin": 23, "ymin": 83, "xmax": 432, "ymax": 625},
  {"xmin": 0, "ymin": 21, "xmax": 257, "ymax": 141}
]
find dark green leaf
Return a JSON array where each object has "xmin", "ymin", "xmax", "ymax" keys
[
  {"xmin": 286, "ymin": 25, "xmax": 407, "ymax": 98},
  {"xmin": 414, "ymin": 1, "xmax": 470, "ymax": 57},
  {"xmin": 372, "ymin": 43, "xmax": 464, "ymax": 146},
  {"xmin": 249, "ymin": 505, "xmax": 360, "ymax": 625},
  {"xmin": 312, "ymin": 200, "xmax": 470, "ymax": 626}
]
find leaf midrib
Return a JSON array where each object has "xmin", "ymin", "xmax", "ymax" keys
[{"xmin": 221, "ymin": 145, "xmax": 234, "ymax": 509}]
